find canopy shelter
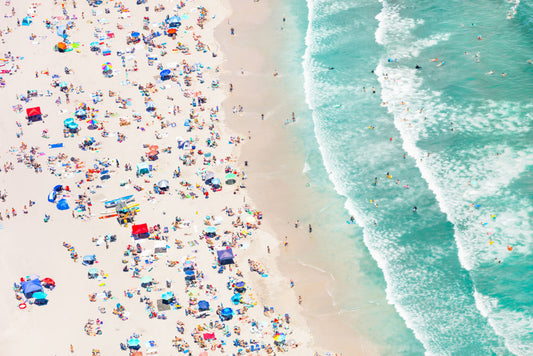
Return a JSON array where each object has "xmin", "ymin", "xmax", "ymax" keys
[
  {"xmin": 21, "ymin": 279, "xmax": 43, "ymax": 298},
  {"xmin": 203, "ymin": 333, "xmax": 215, "ymax": 341},
  {"xmin": 136, "ymin": 162, "xmax": 150, "ymax": 177},
  {"xmin": 234, "ymin": 281, "xmax": 246, "ymax": 293},
  {"xmin": 154, "ymin": 240, "xmax": 167, "ymax": 253},
  {"xmin": 225, "ymin": 173, "xmax": 237, "ymax": 185},
  {"xmin": 184, "ymin": 269, "xmax": 195, "ymax": 281},
  {"xmin": 26, "ymin": 107, "xmax": 42, "ymax": 122},
  {"xmin": 140, "ymin": 275, "xmax": 152, "ymax": 287},
  {"xmin": 198, "ymin": 300, "xmax": 209, "ymax": 312},
  {"xmin": 217, "ymin": 248, "xmax": 234, "ymax": 265},
  {"xmin": 205, "ymin": 226, "xmax": 216, "ymax": 237},
  {"xmin": 132, "ymin": 223, "xmax": 149, "ymax": 239}
]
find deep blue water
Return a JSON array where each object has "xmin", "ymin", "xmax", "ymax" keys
[{"xmin": 280, "ymin": 0, "xmax": 533, "ymax": 354}]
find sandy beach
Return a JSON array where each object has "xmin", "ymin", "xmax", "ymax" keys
[{"xmin": 0, "ymin": 0, "xmax": 325, "ymax": 355}]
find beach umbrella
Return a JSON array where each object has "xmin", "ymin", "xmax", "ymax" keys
[
  {"xmin": 205, "ymin": 226, "xmax": 216, "ymax": 234},
  {"xmin": 22, "ymin": 16, "xmax": 33, "ymax": 26},
  {"xmin": 225, "ymin": 173, "xmax": 236, "ymax": 180},
  {"xmin": 68, "ymin": 122, "xmax": 78, "ymax": 131},
  {"xmin": 56, "ymin": 199, "xmax": 69, "ymax": 210},
  {"xmin": 57, "ymin": 42, "xmax": 67, "ymax": 51},
  {"xmin": 41, "ymin": 278, "xmax": 55, "ymax": 286},
  {"xmin": 198, "ymin": 300, "xmax": 209, "ymax": 311},
  {"xmin": 235, "ymin": 281, "xmax": 246, "ymax": 289},
  {"xmin": 157, "ymin": 180, "xmax": 169, "ymax": 189},
  {"xmin": 88, "ymin": 268, "xmax": 98, "ymax": 274},
  {"xmin": 131, "ymin": 31, "xmax": 140, "ymax": 38},
  {"xmin": 32, "ymin": 291, "xmax": 48, "ymax": 300},
  {"xmin": 167, "ymin": 28, "xmax": 177, "ymax": 35},
  {"xmin": 90, "ymin": 41, "xmax": 100, "ymax": 47},
  {"xmin": 56, "ymin": 25, "xmax": 66, "ymax": 36},
  {"xmin": 140, "ymin": 275, "xmax": 152, "ymax": 284},
  {"xmin": 64, "ymin": 118, "xmax": 74, "ymax": 126},
  {"xmin": 221, "ymin": 307, "xmax": 233, "ymax": 316},
  {"xmin": 231, "ymin": 293, "xmax": 241, "ymax": 305},
  {"xmin": 75, "ymin": 109, "xmax": 87, "ymax": 116},
  {"xmin": 183, "ymin": 119, "xmax": 190, "ymax": 127},
  {"xmin": 273, "ymin": 332, "xmax": 286, "ymax": 343},
  {"xmin": 167, "ymin": 15, "xmax": 181, "ymax": 24},
  {"xmin": 83, "ymin": 255, "xmax": 96, "ymax": 263},
  {"xmin": 205, "ymin": 171, "xmax": 215, "ymax": 181},
  {"xmin": 160, "ymin": 69, "xmax": 171, "ymax": 78},
  {"xmin": 87, "ymin": 118, "xmax": 98, "ymax": 125},
  {"xmin": 149, "ymin": 145, "xmax": 159, "ymax": 151},
  {"xmin": 59, "ymin": 81, "xmax": 68, "ymax": 87},
  {"xmin": 211, "ymin": 178, "xmax": 221, "ymax": 185}
]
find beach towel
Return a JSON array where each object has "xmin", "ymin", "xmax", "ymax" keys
[{"xmin": 49, "ymin": 143, "xmax": 63, "ymax": 148}]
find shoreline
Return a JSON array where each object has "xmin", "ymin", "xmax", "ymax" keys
[{"xmin": 217, "ymin": 0, "xmax": 380, "ymax": 354}]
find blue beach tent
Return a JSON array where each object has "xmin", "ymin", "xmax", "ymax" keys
[{"xmin": 21, "ymin": 279, "xmax": 43, "ymax": 298}]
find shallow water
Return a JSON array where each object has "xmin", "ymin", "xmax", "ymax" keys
[{"xmin": 278, "ymin": 0, "xmax": 533, "ymax": 354}]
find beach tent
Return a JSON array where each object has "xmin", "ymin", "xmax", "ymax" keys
[
  {"xmin": 136, "ymin": 162, "xmax": 150, "ymax": 177},
  {"xmin": 88, "ymin": 268, "xmax": 99, "ymax": 279},
  {"xmin": 56, "ymin": 24, "xmax": 66, "ymax": 37},
  {"xmin": 26, "ymin": 107, "xmax": 42, "ymax": 122},
  {"xmin": 198, "ymin": 300, "xmax": 209, "ymax": 311},
  {"xmin": 22, "ymin": 16, "xmax": 33, "ymax": 26},
  {"xmin": 56, "ymin": 199, "xmax": 69, "ymax": 210},
  {"xmin": 82, "ymin": 254, "xmax": 96, "ymax": 265},
  {"xmin": 21, "ymin": 279, "xmax": 43, "ymax": 298},
  {"xmin": 217, "ymin": 248, "xmax": 234, "ymax": 265},
  {"xmin": 132, "ymin": 223, "xmax": 149, "ymax": 239}
]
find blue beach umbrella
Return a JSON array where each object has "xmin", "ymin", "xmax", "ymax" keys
[
  {"xmin": 131, "ymin": 31, "xmax": 140, "ymax": 38},
  {"xmin": 162, "ymin": 291, "xmax": 174, "ymax": 300},
  {"xmin": 64, "ymin": 118, "xmax": 74, "ymax": 126},
  {"xmin": 160, "ymin": 69, "xmax": 171, "ymax": 77},
  {"xmin": 205, "ymin": 226, "xmax": 216, "ymax": 234}
]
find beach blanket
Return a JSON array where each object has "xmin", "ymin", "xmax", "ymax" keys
[{"xmin": 49, "ymin": 143, "xmax": 64, "ymax": 148}]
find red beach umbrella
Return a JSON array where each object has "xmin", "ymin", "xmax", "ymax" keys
[{"xmin": 42, "ymin": 277, "xmax": 55, "ymax": 286}]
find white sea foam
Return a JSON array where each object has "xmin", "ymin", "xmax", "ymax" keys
[
  {"xmin": 373, "ymin": 1, "xmax": 533, "ymax": 352},
  {"xmin": 474, "ymin": 291, "xmax": 533, "ymax": 355}
]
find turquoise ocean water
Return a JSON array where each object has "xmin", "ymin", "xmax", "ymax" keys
[{"xmin": 278, "ymin": 0, "xmax": 533, "ymax": 354}]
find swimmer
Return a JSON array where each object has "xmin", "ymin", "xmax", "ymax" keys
[
  {"xmin": 415, "ymin": 64, "xmax": 422, "ymax": 69},
  {"xmin": 327, "ymin": 67, "xmax": 334, "ymax": 70},
  {"xmin": 412, "ymin": 206, "xmax": 418, "ymax": 213},
  {"xmin": 487, "ymin": 70, "xmax": 495, "ymax": 75}
]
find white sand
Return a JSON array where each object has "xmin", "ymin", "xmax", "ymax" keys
[{"xmin": 0, "ymin": 0, "xmax": 322, "ymax": 355}]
